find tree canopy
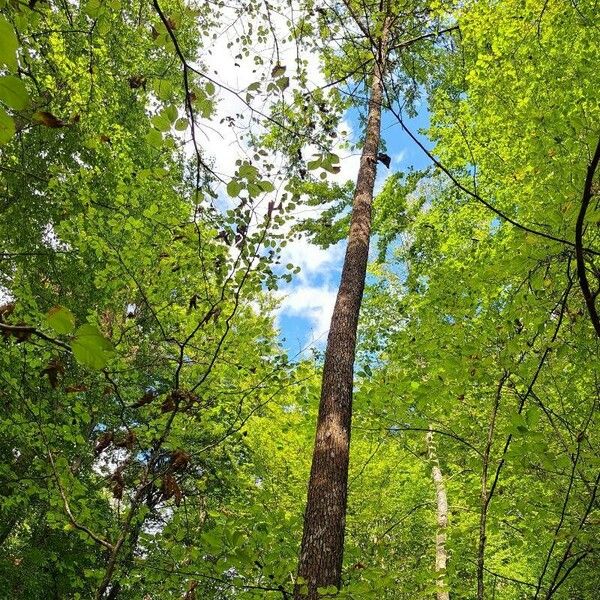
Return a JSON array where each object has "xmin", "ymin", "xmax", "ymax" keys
[{"xmin": 1, "ymin": 0, "xmax": 599, "ymax": 598}]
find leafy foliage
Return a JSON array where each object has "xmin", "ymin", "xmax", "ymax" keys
[{"xmin": 0, "ymin": 0, "xmax": 599, "ymax": 598}]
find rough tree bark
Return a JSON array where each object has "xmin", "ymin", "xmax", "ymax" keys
[
  {"xmin": 427, "ymin": 429, "xmax": 450, "ymax": 600},
  {"xmin": 294, "ymin": 20, "xmax": 390, "ymax": 600}
]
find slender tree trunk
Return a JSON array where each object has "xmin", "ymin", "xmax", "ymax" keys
[
  {"xmin": 295, "ymin": 23, "xmax": 389, "ymax": 600},
  {"xmin": 477, "ymin": 374, "xmax": 507, "ymax": 600},
  {"xmin": 478, "ymin": 452, "xmax": 491, "ymax": 600},
  {"xmin": 427, "ymin": 429, "xmax": 450, "ymax": 600}
]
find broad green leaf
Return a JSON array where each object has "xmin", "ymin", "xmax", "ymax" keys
[
  {"xmin": 0, "ymin": 17, "xmax": 18, "ymax": 71},
  {"xmin": 195, "ymin": 96, "xmax": 213, "ymax": 118},
  {"xmin": 175, "ymin": 117, "xmax": 189, "ymax": 131},
  {"xmin": 174, "ymin": 117, "xmax": 188, "ymax": 131},
  {"xmin": 0, "ymin": 106, "xmax": 15, "ymax": 144},
  {"xmin": 71, "ymin": 324, "xmax": 114, "ymax": 369},
  {"xmin": 46, "ymin": 306, "xmax": 76, "ymax": 335},
  {"xmin": 257, "ymin": 180, "xmax": 274, "ymax": 193},
  {"xmin": 164, "ymin": 104, "xmax": 178, "ymax": 123},
  {"xmin": 239, "ymin": 163, "xmax": 258, "ymax": 180},
  {"xmin": 276, "ymin": 76, "xmax": 289, "ymax": 91},
  {"xmin": 247, "ymin": 182, "xmax": 262, "ymax": 198},
  {"xmin": 152, "ymin": 78, "xmax": 173, "ymax": 101},
  {"xmin": 151, "ymin": 113, "xmax": 171, "ymax": 132},
  {"xmin": 317, "ymin": 585, "xmax": 338, "ymax": 595},
  {"xmin": 0, "ymin": 75, "xmax": 27, "ymax": 110},
  {"xmin": 85, "ymin": 0, "xmax": 103, "ymax": 18},
  {"xmin": 146, "ymin": 128, "xmax": 163, "ymax": 148},
  {"xmin": 227, "ymin": 179, "xmax": 242, "ymax": 197},
  {"xmin": 322, "ymin": 152, "xmax": 340, "ymax": 173}
]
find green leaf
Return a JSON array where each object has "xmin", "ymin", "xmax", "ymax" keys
[
  {"xmin": 152, "ymin": 78, "xmax": 173, "ymax": 101},
  {"xmin": 205, "ymin": 81, "xmax": 215, "ymax": 95},
  {"xmin": 271, "ymin": 64, "xmax": 286, "ymax": 78},
  {"xmin": 151, "ymin": 113, "xmax": 171, "ymax": 132},
  {"xmin": 164, "ymin": 104, "xmax": 178, "ymax": 123},
  {"xmin": 71, "ymin": 324, "xmax": 114, "ymax": 369},
  {"xmin": 195, "ymin": 96, "xmax": 213, "ymax": 118},
  {"xmin": 227, "ymin": 179, "xmax": 242, "ymax": 197},
  {"xmin": 239, "ymin": 163, "xmax": 259, "ymax": 181},
  {"xmin": 0, "ymin": 17, "xmax": 18, "ymax": 71},
  {"xmin": 96, "ymin": 14, "xmax": 110, "ymax": 36},
  {"xmin": 85, "ymin": 0, "xmax": 103, "ymax": 18},
  {"xmin": 257, "ymin": 180, "xmax": 275, "ymax": 193},
  {"xmin": 145, "ymin": 128, "xmax": 163, "ymax": 148},
  {"xmin": 322, "ymin": 153, "xmax": 340, "ymax": 173},
  {"xmin": 276, "ymin": 76, "xmax": 289, "ymax": 91},
  {"xmin": 175, "ymin": 117, "xmax": 188, "ymax": 131},
  {"xmin": 0, "ymin": 106, "xmax": 15, "ymax": 145},
  {"xmin": 247, "ymin": 182, "xmax": 261, "ymax": 198},
  {"xmin": 509, "ymin": 412, "xmax": 528, "ymax": 435},
  {"xmin": 46, "ymin": 306, "xmax": 76, "ymax": 335},
  {"xmin": 525, "ymin": 406, "xmax": 541, "ymax": 428},
  {"xmin": 316, "ymin": 585, "xmax": 338, "ymax": 595},
  {"xmin": 0, "ymin": 75, "xmax": 27, "ymax": 110}
]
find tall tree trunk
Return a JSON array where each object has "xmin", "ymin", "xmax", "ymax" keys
[
  {"xmin": 427, "ymin": 430, "xmax": 450, "ymax": 600},
  {"xmin": 295, "ymin": 23, "xmax": 389, "ymax": 600}
]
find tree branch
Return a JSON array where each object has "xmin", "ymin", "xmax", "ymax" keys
[
  {"xmin": 574, "ymin": 135, "xmax": 600, "ymax": 336},
  {"xmin": 0, "ymin": 321, "xmax": 71, "ymax": 351},
  {"xmin": 384, "ymin": 103, "xmax": 600, "ymax": 257}
]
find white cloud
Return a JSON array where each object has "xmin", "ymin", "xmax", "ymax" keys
[
  {"xmin": 195, "ymin": 4, "xmax": 334, "ymax": 184},
  {"xmin": 190, "ymin": 6, "xmax": 362, "ymax": 348},
  {"xmin": 281, "ymin": 238, "xmax": 344, "ymax": 282},
  {"xmin": 392, "ymin": 150, "xmax": 406, "ymax": 166},
  {"xmin": 277, "ymin": 235, "xmax": 344, "ymax": 345},
  {"xmin": 278, "ymin": 283, "xmax": 338, "ymax": 337}
]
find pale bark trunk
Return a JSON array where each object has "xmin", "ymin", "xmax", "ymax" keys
[
  {"xmin": 294, "ymin": 21, "xmax": 390, "ymax": 600},
  {"xmin": 427, "ymin": 429, "xmax": 450, "ymax": 600}
]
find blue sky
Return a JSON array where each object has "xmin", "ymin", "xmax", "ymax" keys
[
  {"xmin": 277, "ymin": 104, "xmax": 433, "ymax": 355},
  {"xmin": 200, "ymin": 17, "xmax": 436, "ymax": 356}
]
